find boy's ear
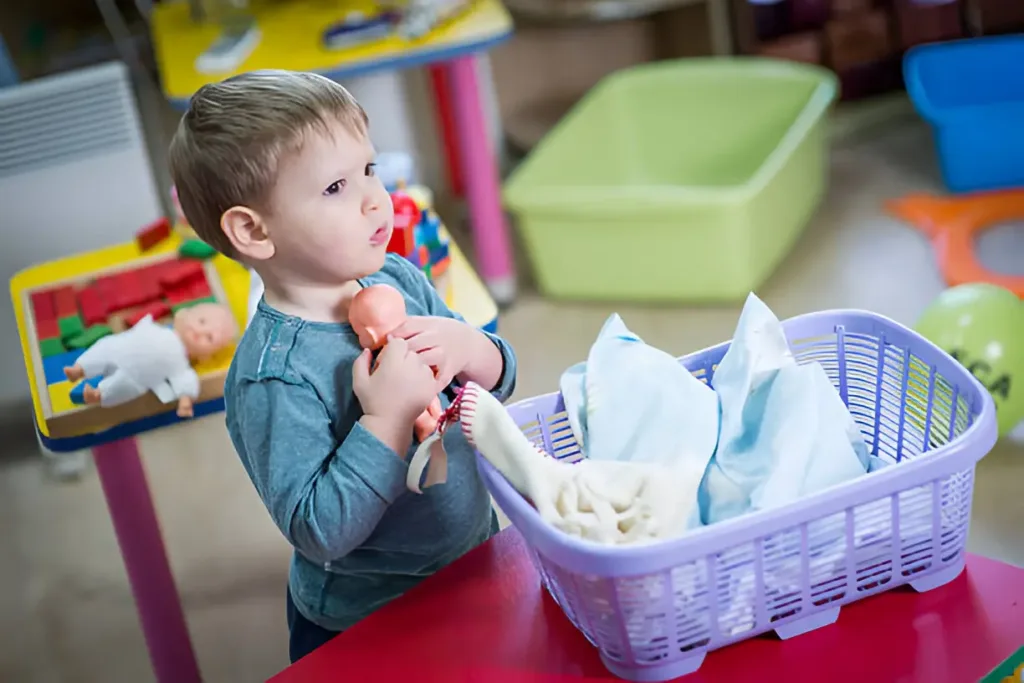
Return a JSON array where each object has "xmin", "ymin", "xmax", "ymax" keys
[{"xmin": 221, "ymin": 206, "xmax": 275, "ymax": 261}]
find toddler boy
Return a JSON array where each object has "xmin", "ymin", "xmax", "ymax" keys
[{"xmin": 168, "ymin": 70, "xmax": 517, "ymax": 663}]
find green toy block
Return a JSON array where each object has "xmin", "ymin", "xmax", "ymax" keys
[
  {"xmin": 39, "ymin": 337, "xmax": 66, "ymax": 358},
  {"xmin": 981, "ymin": 646, "xmax": 1024, "ymax": 682},
  {"xmin": 66, "ymin": 324, "xmax": 113, "ymax": 350},
  {"xmin": 58, "ymin": 314, "xmax": 84, "ymax": 340},
  {"xmin": 171, "ymin": 296, "xmax": 217, "ymax": 314},
  {"xmin": 179, "ymin": 238, "xmax": 218, "ymax": 260}
]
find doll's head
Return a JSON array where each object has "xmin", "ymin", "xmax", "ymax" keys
[
  {"xmin": 173, "ymin": 302, "xmax": 239, "ymax": 361},
  {"xmin": 349, "ymin": 284, "xmax": 407, "ymax": 350}
]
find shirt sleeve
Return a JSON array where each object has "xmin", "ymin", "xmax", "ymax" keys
[
  {"xmin": 389, "ymin": 254, "xmax": 517, "ymax": 402},
  {"xmin": 74, "ymin": 336, "xmax": 118, "ymax": 377},
  {"xmin": 167, "ymin": 367, "xmax": 201, "ymax": 400},
  {"xmin": 232, "ymin": 376, "xmax": 410, "ymax": 564}
]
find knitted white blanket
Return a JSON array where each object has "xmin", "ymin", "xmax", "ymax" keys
[{"xmin": 408, "ymin": 383, "xmax": 701, "ymax": 545}]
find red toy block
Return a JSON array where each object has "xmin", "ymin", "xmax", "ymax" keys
[
  {"xmin": 77, "ymin": 286, "xmax": 108, "ymax": 326},
  {"xmin": 124, "ymin": 301, "xmax": 172, "ymax": 327},
  {"xmin": 93, "ymin": 276, "xmax": 119, "ymax": 310},
  {"xmin": 187, "ymin": 277, "xmax": 212, "ymax": 300},
  {"xmin": 387, "ymin": 224, "xmax": 415, "ymax": 257},
  {"xmin": 36, "ymin": 317, "xmax": 60, "ymax": 340},
  {"xmin": 135, "ymin": 217, "xmax": 173, "ymax": 252},
  {"xmin": 391, "ymin": 191, "xmax": 422, "ymax": 227},
  {"xmin": 30, "ymin": 290, "xmax": 56, "ymax": 322},
  {"xmin": 164, "ymin": 275, "xmax": 212, "ymax": 307},
  {"xmin": 108, "ymin": 270, "xmax": 162, "ymax": 311},
  {"xmin": 53, "ymin": 286, "xmax": 78, "ymax": 318},
  {"xmin": 159, "ymin": 260, "xmax": 205, "ymax": 290}
]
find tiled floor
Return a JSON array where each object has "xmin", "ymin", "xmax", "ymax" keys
[{"xmin": 1, "ymin": 103, "xmax": 1022, "ymax": 683}]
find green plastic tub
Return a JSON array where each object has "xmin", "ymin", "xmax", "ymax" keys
[{"xmin": 503, "ymin": 58, "xmax": 839, "ymax": 302}]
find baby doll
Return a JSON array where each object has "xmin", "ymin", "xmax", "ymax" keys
[
  {"xmin": 64, "ymin": 302, "xmax": 238, "ymax": 418},
  {"xmin": 348, "ymin": 284, "xmax": 443, "ymax": 442}
]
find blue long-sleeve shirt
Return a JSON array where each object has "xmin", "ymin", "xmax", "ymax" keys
[{"xmin": 225, "ymin": 254, "xmax": 517, "ymax": 631}]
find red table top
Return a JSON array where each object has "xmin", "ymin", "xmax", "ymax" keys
[{"xmin": 269, "ymin": 529, "xmax": 1024, "ymax": 683}]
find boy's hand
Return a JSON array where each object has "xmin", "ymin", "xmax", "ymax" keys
[
  {"xmin": 392, "ymin": 316, "xmax": 477, "ymax": 391},
  {"xmin": 353, "ymin": 336, "xmax": 436, "ymax": 425},
  {"xmin": 393, "ymin": 316, "xmax": 503, "ymax": 393}
]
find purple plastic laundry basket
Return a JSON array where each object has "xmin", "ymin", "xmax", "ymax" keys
[{"xmin": 477, "ymin": 310, "xmax": 997, "ymax": 682}]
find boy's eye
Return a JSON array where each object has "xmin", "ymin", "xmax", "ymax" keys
[
  {"xmin": 365, "ymin": 163, "xmax": 376, "ymax": 177},
  {"xmin": 324, "ymin": 179, "xmax": 346, "ymax": 195}
]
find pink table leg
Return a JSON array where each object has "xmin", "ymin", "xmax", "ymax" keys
[
  {"xmin": 442, "ymin": 55, "xmax": 517, "ymax": 305},
  {"xmin": 92, "ymin": 438, "xmax": 202, "ymax": 683}
]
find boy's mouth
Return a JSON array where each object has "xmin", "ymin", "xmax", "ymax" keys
[{"xmin": 370, "ymin": 224, "xmax": 391, "ymax": 246}]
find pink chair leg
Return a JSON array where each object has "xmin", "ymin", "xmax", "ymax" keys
[
  {"xmin": 93, "ymin": 438, "xmax": 202, "ymax": 683},
  {"xmin": 442, "ymin": 55, "xmax": 517, "ymax": 304}
]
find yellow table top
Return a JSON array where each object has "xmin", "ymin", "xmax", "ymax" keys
[
  {"xmin": 152, "ymin": 0, "xmax": 513, "ymax": 105},
  {"xmin": 10, "ymin": 226, "xmax": 497, "ymax": 450}
]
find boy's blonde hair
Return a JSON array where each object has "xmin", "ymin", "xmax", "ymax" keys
[{"xmin": 168, "ymin": 70, "xmax": 369, "ymax": 258}]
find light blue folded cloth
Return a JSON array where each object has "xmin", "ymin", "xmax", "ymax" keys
[
  {"xmin": 559, "ymin": 294, "xmax": 884, "ymax": 537},
  {"xmin": 699, "ymin": 293, "xmax": 883, "ymax": 525},
  {"xmin": 560, "ymin": 314, "xmax": 720, "ymax": 526}
]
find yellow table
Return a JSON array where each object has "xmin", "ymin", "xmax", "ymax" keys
[
  {"xmin": 153, "ymin": 0, "xmax": 511, "ymax": 103},
  {"xmin": 150, "ymin": 0, "xmax": 519, "ymax": 303},
  {"xmin": 9, "ymin": 230, "xmax": 498, "ymax": 683}
]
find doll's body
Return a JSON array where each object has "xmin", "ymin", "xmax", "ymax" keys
[
  {"xmin": 349, "ymin": 284, "xmax": 443, "ymax": 442},
  {"xmin": 64, "ymin": 302, "xmax": 238, "ymax": 418}
]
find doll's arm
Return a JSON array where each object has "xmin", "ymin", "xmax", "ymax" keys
[
  {"xmin": 167, "ymin": 368, "xmax": 201, "ymax": 418},
  {"xmin": 167, "ymin": 367, "xmax": 201, "ymax": 399},
  {"xmin": 71, "ymin": 335, "xmax": 120, "ymax": 378}
]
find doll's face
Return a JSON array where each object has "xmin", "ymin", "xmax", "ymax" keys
[{"xmin": 173, "ymin": 303, "xmax": 238, "ymax": 361}]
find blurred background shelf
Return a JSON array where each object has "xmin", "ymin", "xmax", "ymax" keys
[{"xmin": 505, "ymin": 0, "xmax": 725, "ymax": 26}]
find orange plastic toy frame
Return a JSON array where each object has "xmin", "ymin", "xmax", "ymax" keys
[{"xmin": 886, "ymin": 190, "xmax": 1024, "ymax": 297}]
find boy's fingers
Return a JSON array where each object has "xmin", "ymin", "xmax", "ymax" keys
[
  {"xmin": 416, "ymin": 348, "xmax": 444, "ymax": 368},
  {"xmin": 378, "ymin": 336, "xmax": 406, "ymax": 362},
  {"xmin": 407, "ymin": 333, "xmax": 440, "ymax": 354},
  {"xmin": 435, "ymin": 362, "xmax": 457, "ymax": 393},
  {"xmin": 391, "ymin": 317, "xmax": 429, "ymax": 339},
  {"xmin": 352, "ymin": 348, "xmax": 371, "ymax": 386}
]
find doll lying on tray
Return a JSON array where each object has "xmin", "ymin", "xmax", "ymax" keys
[{"xmin": 64, "ymin": 302, "xmax": 238, "ymax": 418}]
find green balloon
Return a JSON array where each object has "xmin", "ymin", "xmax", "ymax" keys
[{"xmin": 915, "ymin": 283, "xmax": 1024, "ymax": 437}]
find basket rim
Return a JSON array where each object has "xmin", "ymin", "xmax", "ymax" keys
[{"xmin": 482, "ymin": 308, "xmax": 998, "ymax": 576}]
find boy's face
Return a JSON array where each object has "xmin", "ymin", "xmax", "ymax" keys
[{"xmin": 261, "ymin": 121, "xmax": 393, "ymax": 285}]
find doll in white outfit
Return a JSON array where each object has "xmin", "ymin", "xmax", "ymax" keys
[{"xmin": 64, "ymin": 302, "xmax": 238, "ymax": 418}]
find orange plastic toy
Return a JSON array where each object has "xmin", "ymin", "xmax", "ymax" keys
[
  {"xmin": 886, "ymin": 190, "xmax": 1024, "ymax": 297},
  {"xmin": 348, "ymin": 284, "xmax": 443, "ymax": 442}
]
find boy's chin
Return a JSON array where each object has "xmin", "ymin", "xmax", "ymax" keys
[{"xmin": 348, "ymin": 252, "xmax": 388, "ymax": 280}]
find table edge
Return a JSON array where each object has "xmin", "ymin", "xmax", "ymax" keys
[{"xmin": 162, "ymin": 30, "xmax": 513, "ymax": 108}]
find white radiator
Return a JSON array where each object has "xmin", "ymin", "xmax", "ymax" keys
[{"xmin": 0, "ymin": 61, "xmax": 163, "ymax": 406}]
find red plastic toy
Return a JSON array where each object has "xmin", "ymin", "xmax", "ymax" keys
[{"xmin": 135, "ymin": 217, "xmax": 173, "ymax": 252}]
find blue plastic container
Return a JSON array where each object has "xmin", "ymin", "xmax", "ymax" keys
[{"xmin": 905, "ymin": 35, "xmax": 1024, "ymax": 193}]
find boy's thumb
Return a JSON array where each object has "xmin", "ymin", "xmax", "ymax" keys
[{"xmin": 352, "ymin": 348, "xmax": 371, "ymax": 386}]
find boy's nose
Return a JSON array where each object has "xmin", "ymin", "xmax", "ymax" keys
[{"xmin": 363, "ymin": 193, "xmax": 380, "ymax": 213}]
